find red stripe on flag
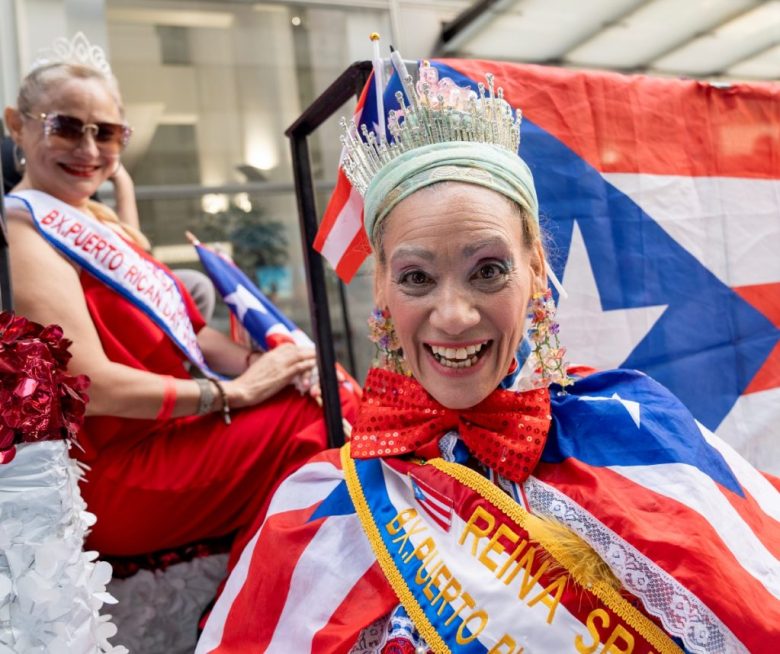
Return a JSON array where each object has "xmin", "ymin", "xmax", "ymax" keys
[
  {"xmin": 313, "ymin": 72, "xmax": 375, "ymax": 282},
  {"xmin": 735, "ymin": 283, "xmax": 780, "ymax": 394},
  {"xmin": 534, "ymin": 460, "xmax": 779, "ymax": 653},
  {"xmin": 266, "ymin": 333, "xmax": 296, "ymax": 348},
  {"xmin": 210, "ymin": 505, "xmax": 324, "ymax": 653},
  {"xmin": 735, "ymin": 283, "xmax": 780, "ymax": 328},
  {"xmin": 443, "ymin": 59, "xmax": 780, "ymax": 180},
  {"xmin": 744, "ymin": 341, "xmax": 780, "ymax": 395},
  {"xmin": 309, "ymin": 561, "xmax": 396, "ymax": 653},
  {"xmin": 417, "ymin": 497, "xmax": 450, "ymax": 531},
  {"xmin": 333, "ymin": 228, "xmax": 372, "ymax": 283},
  {"xmin": 410, "ymin": 472, "xmax": 453, "ymax": 531},
  {"xmin": 721, "ymin": 476, "xmax": 780, "ymax": 558},
  {"xmin": 314, "ymin": 172, "xmax": 355, "ymax": 253}
]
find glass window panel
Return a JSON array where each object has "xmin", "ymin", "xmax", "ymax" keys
[{"xmin": 106, "ymin": 0, "xmax": 390, "ymax": 379}]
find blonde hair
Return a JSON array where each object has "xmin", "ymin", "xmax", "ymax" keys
[
  {"xmin": 17, "ymin": 63, "xmax": 150, "ymax": 249},
  {"xmin": 87, "ymin": 200, "xmax": 151, "ymax": 251},
  {"xmin": 18, "ymin": 62, "xmax": 124, "ymax": 116}
]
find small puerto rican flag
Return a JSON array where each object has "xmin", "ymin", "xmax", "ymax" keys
[{"xmin": 410, "ymin": 475, "xmax": 453, "ymax": 532}]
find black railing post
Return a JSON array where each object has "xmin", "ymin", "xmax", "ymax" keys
[
  {"xmin": 0, "ymin": 126, "xmax": 12, "ymax": 312},
  {"xmin": 286, "ymin": 61, "xmax": 372, "ymax": 448},
  {"xmin": 338, "ymin": 279, "xmax": 357, "ymax": 374},
  {"xmin": 288, "ymin": 133, "xmax": 345, "ymax": 447}
]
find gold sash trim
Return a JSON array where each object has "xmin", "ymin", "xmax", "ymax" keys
[
  {"xmin": 429, "ymin": 458, "xmax": 680, "ymax": 654},
  {"xmin": 342, "ymin": 443, "xmax": 681, "ymax": 654}
]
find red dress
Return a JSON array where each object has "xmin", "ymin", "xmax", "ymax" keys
[{"xmin": 75, "ymin": 268, "xmax": 352, "ymax": 565}]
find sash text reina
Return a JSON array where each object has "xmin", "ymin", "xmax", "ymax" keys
[
  {"xmin": 387, "ymin": 506, "xmax": 656, "ymax": 654},
  {"xmin": 40, "ymin": 209, "xmax": 189, "ymax": 328}
]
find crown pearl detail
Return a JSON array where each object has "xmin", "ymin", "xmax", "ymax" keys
[{"xmin": 340, "ymin": 63, "xmax": 522, "ymax": 196}]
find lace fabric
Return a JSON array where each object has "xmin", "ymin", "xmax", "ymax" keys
[
  {"xmin": 348, "ymin": 615, "xmax": 389, "ymax": 654},
  {"xmin": 522, "ymin": 476, "xmax": 746, "ymax": 654}
]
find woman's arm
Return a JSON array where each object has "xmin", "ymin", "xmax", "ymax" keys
[
  {"xmin": 198, "ymin": 326, "xmax": 317, "ymax": 406},
  {"xmin": 109, "ymin": 163, "xmax": 140, "ymax": 232},
  {"xmin": 8, "ymin": 211, "xmax": 315, "ymax": 417},
  {"xmin": 197, "ymin": 325, "xmax": 254, "ymax": 377},
  {"xmin": 9, "ymin": 209, "xmax": 202, "ymax": 418}
]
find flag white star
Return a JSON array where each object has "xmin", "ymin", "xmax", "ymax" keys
[
  {"xmin": 224, "ymin": 284, "xmax": 268, "ymax": 321},
  {"xmin": 580, "ymin": 393, "xmax": 641, "ymax": 428},
  {"xmin": 556, "ymin": 221, "xmax": 667, "ymax": 371}
]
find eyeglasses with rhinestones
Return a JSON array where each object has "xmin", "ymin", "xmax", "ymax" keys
[{"xmin": 23, "ymin": 112, "xmax": 132, "ymax": 152}]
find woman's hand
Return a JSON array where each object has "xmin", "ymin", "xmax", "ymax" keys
[
  {"xmin": 305, "ymin": 366, "xmax": 347, "ymax": 402},
  {"xmin": 224, "ymin": 344, "xmax": 317, "ymax": 408},
  {"xmin": 108, "ymin": 162, "xmax": 141, "ymax": 231}
]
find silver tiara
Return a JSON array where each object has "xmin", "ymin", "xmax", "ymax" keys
[
  {"xmin": 340, "ymin": 62, "xmax": 522, "ymax": 195},
  {"xmin": 29, "ymin": 32, "xmax": 112, "ymax": 77}
]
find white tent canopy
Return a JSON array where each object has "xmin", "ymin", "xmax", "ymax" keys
[{"xmin": 436, "ymin": 0, "xmax": 780, "ymax": 81}]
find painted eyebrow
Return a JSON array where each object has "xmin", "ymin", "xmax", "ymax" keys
[
  {"xmin": 390, "ymin": 246, "xmax": 436, "ymax": 265},
  {"xmin": 462, "ymin": 237, "xmax": 511, "ymax": 258},
  {"xmin": 390, "ymin": 238, "xmax": 511, "ymax": 264}
]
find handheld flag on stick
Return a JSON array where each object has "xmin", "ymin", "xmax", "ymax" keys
[
  {"xmin": 188, "ymin": 234, "xmax": 313, "ymax": 352},
  {"xmin": 313, "ymin": 58, "xmax": 406, "ymax": 283},
  {"xmin": 188, "ymin": 234, "xmax": 361, "ymax": 412}
]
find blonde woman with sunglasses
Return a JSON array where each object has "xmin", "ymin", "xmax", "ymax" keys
[{"xmin": 3, "ymin": 48, "xmax": 358, "ymax": 568}]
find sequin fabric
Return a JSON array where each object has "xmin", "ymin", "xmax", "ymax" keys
[{"xmin": 351, "ymin": 368, "xmax": 551, "ymax": 484}]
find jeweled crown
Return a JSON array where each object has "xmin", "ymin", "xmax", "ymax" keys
[
  {"xmin": 29, "ymin": 31, "xmax": 112, "ymax": 77},
  {"xmin": 340, "ymin": 62, "xmax": 522, "ymax": 195}
]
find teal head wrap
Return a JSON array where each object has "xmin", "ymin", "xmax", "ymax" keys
[{"xmin": 363, "ymin": 141, "xmax": 539, "ymax": 247}]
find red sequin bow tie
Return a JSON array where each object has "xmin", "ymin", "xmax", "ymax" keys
[{"xmin": 351, "ymin": 368, "xmax": 551, "ymax": 484}]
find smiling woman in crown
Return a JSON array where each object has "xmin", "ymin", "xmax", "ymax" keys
[
  {"xmin": 3, "ymin": 34, "xmax": 359, "ymax": 574},
  {"xmin": 197, "ymin": 60, "xmax": 779, "ymax": 654}
]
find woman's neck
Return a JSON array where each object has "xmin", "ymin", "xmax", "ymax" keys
[{"xmin": 12, "ymin": 178, "xmax": 92, "ymax": 212}]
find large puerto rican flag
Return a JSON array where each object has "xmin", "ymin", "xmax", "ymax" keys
[{"xmin": 315, "ymin": 59, "xmax": 780, "ymax": 475}]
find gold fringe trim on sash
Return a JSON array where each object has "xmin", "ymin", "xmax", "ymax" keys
[
  {"xmin": 342, "ymin": 443, "xmax": 681, "ymax": 654},
  {"xmin": 429, "ymin": 458, "xmax": 682, "ymax": 654},
  {"xmin": 341, "ymin": 444, "xmax": 452, "ymax": 654}
]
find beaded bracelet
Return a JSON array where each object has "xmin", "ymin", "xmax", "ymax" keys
[
  {"xmin": 195, "ymin": 378, "xmax": 215, "ymax": 416},
  {"xmin": 210, "ymin": 378, "xmax": 231, "ymax": 425}
]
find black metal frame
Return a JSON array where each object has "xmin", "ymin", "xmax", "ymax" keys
[
  {"xmin": 0, "ymin": 121, "xmax": 12, "ymax": 312},
  {"xmin": 285, "ymin": 60, "xmax": 372, "ymax": 448}
]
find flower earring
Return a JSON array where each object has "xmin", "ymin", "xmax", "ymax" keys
[
  {"xmin": 368, "ymin": 307, "xmax": 410, "ymax": 375},
  {"xmin": 527, "ymin": 289, "xmax": 573, "ymax": 389}
]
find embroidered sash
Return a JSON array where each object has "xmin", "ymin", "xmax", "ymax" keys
[
  {"xmin": 342, "ymin": 444, "xmax": 681, "ymax": 654},
  {"xmin": 7, "ymin": 190, "xmax": 216, "ymax": 377}
]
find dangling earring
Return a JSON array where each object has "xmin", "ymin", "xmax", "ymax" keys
[
  {"xmin": 12, "ymin": 144, "xmax": 26, "ymax": 174},
  {"xmin": 368, "ymin": 307, "xmax": 410, "ymax": 375},
  {"xmin": 527, "ymin": 289, "xmax": 573, "ymax": 389}
]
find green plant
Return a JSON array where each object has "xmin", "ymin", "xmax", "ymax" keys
[{"xmin": 196, "ymin": 199, "xmax": 288, "ymax": 273}]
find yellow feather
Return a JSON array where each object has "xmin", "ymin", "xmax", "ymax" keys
[{"xmin": 524, "ymin": 512, "xmax": 622, "ymax": 591}]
